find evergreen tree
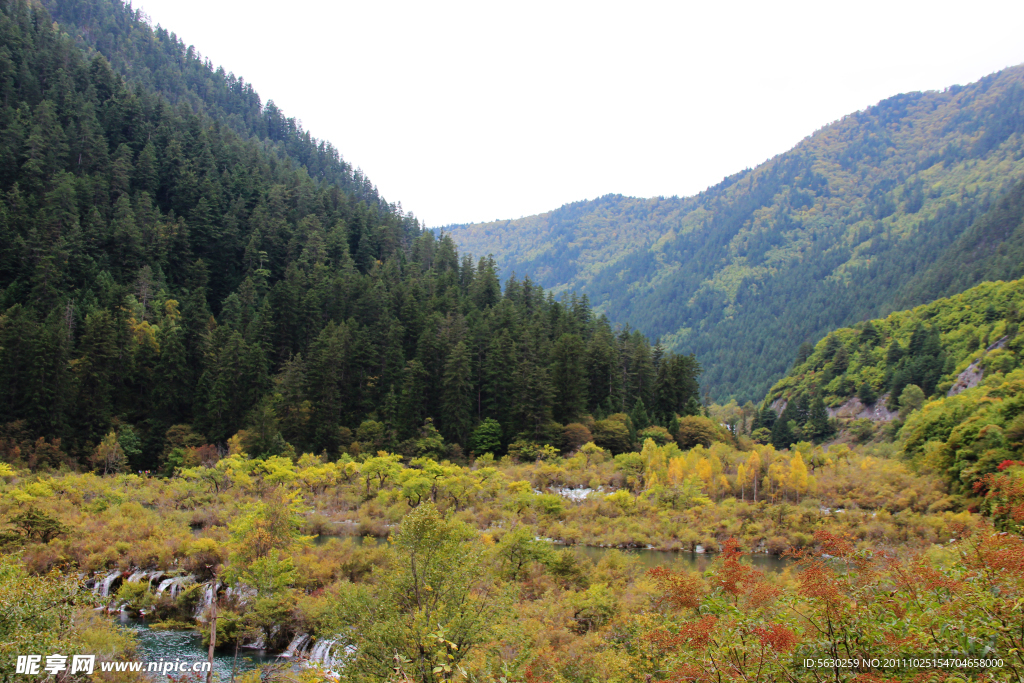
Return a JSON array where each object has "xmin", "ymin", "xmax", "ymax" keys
[
  {"xmin": 807, "ymin": 396, "xmax": 834, "ymax": 442},
  {"xmin": 858, "ymin": 381, "xmax": 877, "ymax": 406},
  {"xmin": 550, "ymin": 333, "xmax": 586, "ymax": 424},
  {"xmin": 630, "ymin": 398, "xmax": 651, "ymax": 431},
  {"xmin": 770, "ymin": 415, "xmax": 796, "ymax": 450},
  {"xmin": 440, "ymin": 341, "xmax": 473, "ymax": 445},
  {"xmin": 0, "ymin": 0, "xmax": 708, "ymax": 468}
]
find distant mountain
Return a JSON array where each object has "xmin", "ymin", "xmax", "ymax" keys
[{"xmin": 446, "ymin": 67, "xmax": 1024, "ymax": 401}]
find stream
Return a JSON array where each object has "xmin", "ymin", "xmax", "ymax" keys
[
  {"xmin": 119, "ymin": 617, "xmax": 278, "ymax": 680},
  {"xmin": 121, "ymin": 539, "xmax": 790, "ymax": 674}
]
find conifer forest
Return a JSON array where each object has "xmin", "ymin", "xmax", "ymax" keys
[{"xmin": 1, "ymin": 0, "xmax": 1023, "ymax": 682}]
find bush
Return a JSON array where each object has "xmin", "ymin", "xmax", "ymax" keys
[
  {"xmin": 676, "ymin": 416, "xmax": 720, "ymax": 449},
  {"xmin": 184, "ymin": 538, "xmax": 224, "ymax": 578},
  {"xmin": 532, "ymin": 494, "xmax": 566, "ymax": 517},
  {"xmin": 638, "ymin": 425, "xmax": 674, "ymax": 446},
  {"xmin": 569, "ymin": 583, "xmax": 618, "ymax": 633},
  {"xmin": 115, "ymin": 581, "xmax": 151, "ymax": 609},
  {"xmin": 507, "ymin": 440, "xmax": 544, "ymax": 462},
  {"xmin": 563, "ymin": 423, "xmax": 593, "ymax": 452},
  {"xmin": 544, "ymin": 550, "xmax": 590, "ymax": 589},
  {"xmin": 899, "ymin": 384, "xmax": 926, "ymax": 419},
  {"xmin": 593, "ymin": 418, "xmax": 632, "ymax": 454},
  {"xmin": 849, "ymin": 419, "xmax": 875, "ymax": 443},
  {"xmin": 471, "ymin": 419, "xmax": 503, "ymax": 454}
]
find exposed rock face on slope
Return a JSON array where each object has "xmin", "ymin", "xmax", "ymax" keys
[
  {"xmin": 772, "ymin": 394, "xmax": 898, "ymax": 426},
  {"xmin": 826, "ymin": 395, "xmax": 899, "ymax": 423},
  {"xmin": 947, "ymin": 336, "xmax": 1008, "ymax": 396}
]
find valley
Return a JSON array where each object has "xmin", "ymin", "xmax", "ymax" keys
[{"xmin": 0, "ymin": 0, "xmax": 1022, "ymax": 681}]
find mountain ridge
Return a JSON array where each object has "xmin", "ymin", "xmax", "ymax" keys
[
  {"xmin": 38, "ymin": 0, "xmax": 408, "ymax": 220},
  {"xmin": 446, "ymin": 66, "xmax": 1024, "ymax": 401}
]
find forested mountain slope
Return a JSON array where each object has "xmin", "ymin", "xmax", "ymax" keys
[
  {"xmin": 0, "ymin": 0, "xmax": 700, "ymax": 470},
  {"xmin": 760, "ymin": 278, "xmax": 1023, "ymax": 492},
  {"xmin": 893, "ymin": 175, "xmax": 1024, "ymax": 307},
  {"xmin": 37, "ymin": 0, "xmax": 396, "ymax": 215},
  {"xmin": 447, "ymin": 67, "xmax": 1024, "ymax": 401},
  {"xmin": 766, "ymin": 278, "xmax": 1023, "ymax": 410}
]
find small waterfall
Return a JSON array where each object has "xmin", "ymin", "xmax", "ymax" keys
[
  {"xmin": 308, "ymin": 637, "xmax": 336, "ymax": 665},
  {"xmin": 171, "ymin": 575, "xmax": 195, "ymax": 599},
  {"xmin": 280, "ymin": 633, "xmax": 311, "ymax": 658},
  {"xmin": 147, "ymin": 572, "xmax": 164, "ymax": 589},
  {"xmin": 94, "ymin": 571, "xmax": 122, "ymax": 597},
  {"xmin": 307, "ymin": 636, "xmax": 353, "ymax": 670},
  {"xmin": 155, "ymin": 575, "xmax": 195, "ymax": 599},
  {"xmin": 193, "ymin": 580, "xmax": 220, "ymax": 619},
  {"xmin": 242, "ymin": 634, "xmax": 266, "ymax": 650},
  {"xmin": 155, "ymin": 577, "xmax": 175, "ymax": 597},
  {"xmin": 126, "ymin": 570, "xmax": 148, "ymax": 583}
]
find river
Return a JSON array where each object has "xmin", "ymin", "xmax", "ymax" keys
[{"xmin": 122, "ymin": 538, "xmax": 789, "ymax": 674}]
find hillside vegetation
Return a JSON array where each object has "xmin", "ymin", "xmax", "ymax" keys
[
  {"xmin": 447, "ymin": 68, "xmax": 1024, "ymax": 401},
  {"xmin": 2, "ymin": 0, "xmax": 1024, "ymax": 679},
  {"xmin": 39, "ymin": 0, "xmax": 394, "ymax": 214},
  {"xmin": 766, "ymin": 279, "xmax": 1024, "ymax": 409},
  {"xmin": 0, "ymin": 0, "xmax": 701, "ymax": 469},
  {"xmin": 760, "ymin": 278, "xmax": 1023, "ymax": 497}
]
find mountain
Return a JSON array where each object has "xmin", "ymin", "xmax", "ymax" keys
[
  {"xmin": 38, "ymin": 0, "xmax": 396, "ymax": 216},
  {"xmin": 762, "ymin": 277, "xmax": 1023, "ymax": 493},
  {"xmin": 0, "ymin": 0, "xmax": 700, "ymax": 469},
  {"xmin": 893, "ymin": 175, "xmax": 1024, "ymax": 307},
  {"xmin": 765, "ymin": 278, "xmax": 1023, "ymax": 411},
  {"xmin": 445, "ymin": 67, "xmax": 1024, "ymax": 402}
]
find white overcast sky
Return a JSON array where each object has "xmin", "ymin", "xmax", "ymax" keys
[{"xmin": 135, "ymin": 0, "xmax": 1024, "ymax": 227}]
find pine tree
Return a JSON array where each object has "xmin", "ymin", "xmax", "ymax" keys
[
  {"xmin": 550, "ymin": 333, "xmax": 586, "ymax": 424},
  {"xmin": 770, "ymin": 413, "xmax": 795, "ymax": 450},
  {"xmin": 858, "ymin": 381, "xmax": 877, "ymax": 406},
  {"xmin": 630, "ymin": 398, "xmax": 651, "ymax": 431},
  {"xmin": 154, "ymin": 324, "xmax": 193, "ymax": 426},
  {"xmin": 808, "ymin": 396, "xmax": 833, "ymax": 442},
  {"xmin": 440, "ymin": 341, "xmax": 473, "ymax": 445}
]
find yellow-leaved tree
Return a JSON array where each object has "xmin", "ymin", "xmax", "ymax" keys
[{"xmin": 787, "ymin": 451, "xmax": 810, "ymax": 502}]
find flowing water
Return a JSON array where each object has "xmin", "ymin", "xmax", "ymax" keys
[
  {"xmin": 120, "ymin": 539, "xmax": 788, "ymax": 675},
  {"xmin": 119, "ymin": 617, "xmax": 278, "ymax": 680}
]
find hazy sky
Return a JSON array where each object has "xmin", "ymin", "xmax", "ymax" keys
[{"xmin": 136, "ymin": 0, "xmax": 1024, "ymax": 227}]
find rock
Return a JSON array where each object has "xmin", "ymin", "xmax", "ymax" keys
[
  {"xmin": 826, "ymin": 395, "xmax": 898, "ymax": 422},
  {"xmin": 947, "ymin": 336, "xmax": 1008, "ymax": 397}
]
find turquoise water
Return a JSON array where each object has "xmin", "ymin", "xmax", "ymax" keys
[
  {"xmin": 121, "ymin": 542, "xmax": 787, "ymax": 677},
  {"xmin": 119, "ymin": 617, "xmax": 278, "ymax": 680}
]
